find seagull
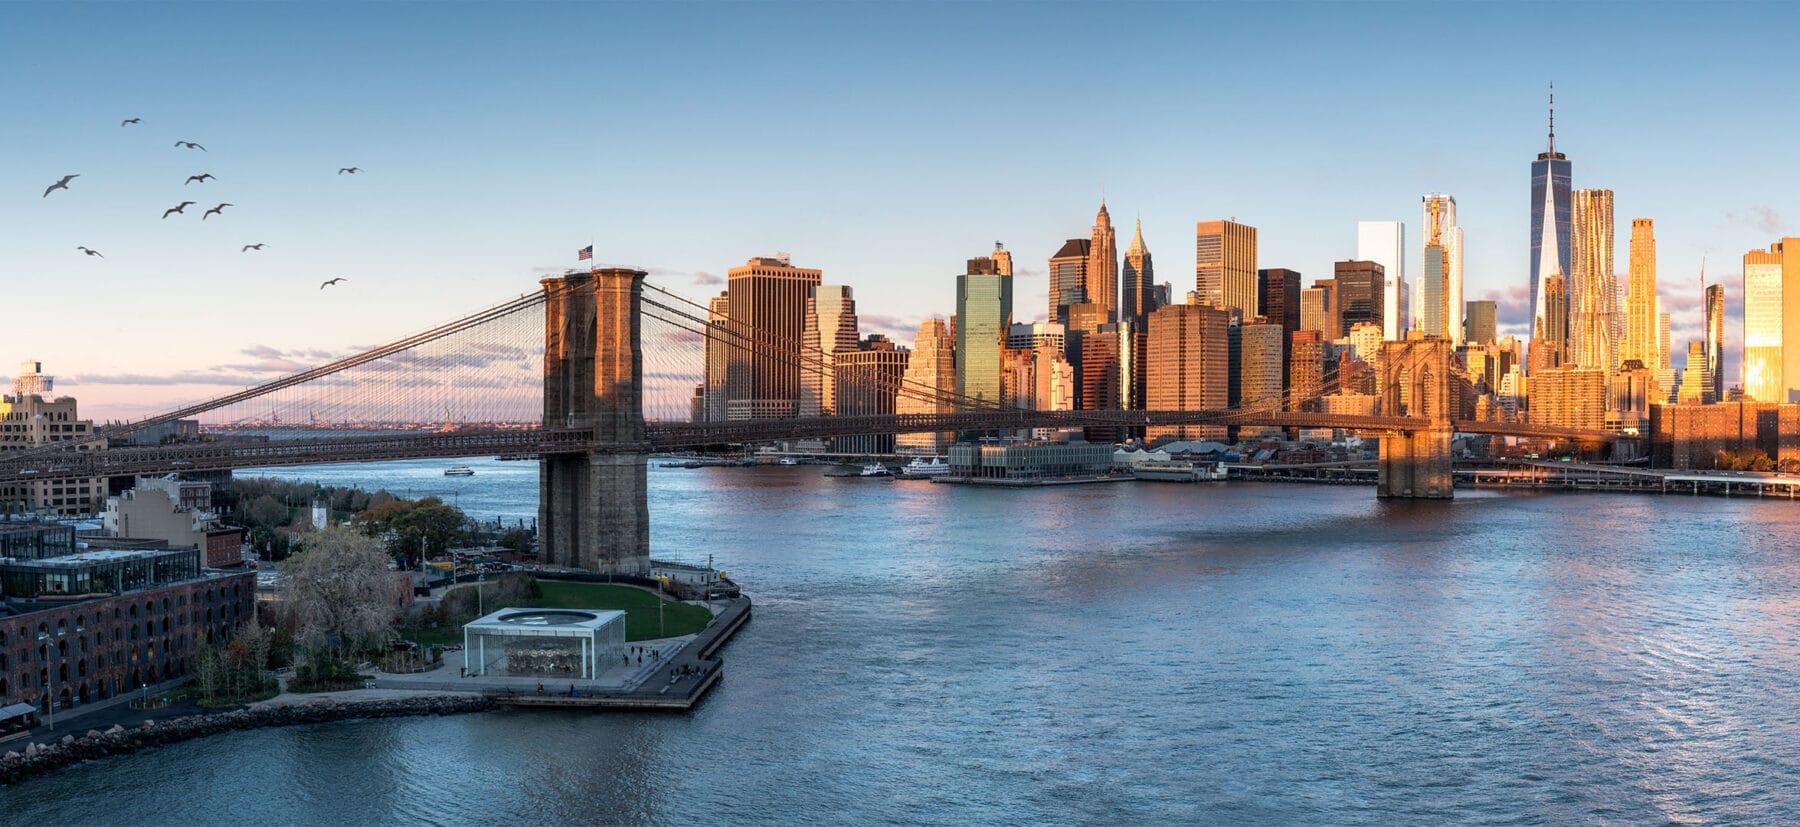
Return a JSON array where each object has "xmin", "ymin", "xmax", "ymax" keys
[
  {"xmin": 76, "ymin": 246, "xmax": 103, "ymax": 258},
  {"xmin": 42, "ymin": 174, "xmax": 78, "ymax": 198},
  {"xmin": 162, "ymin": 201, "xmax": 196, "ymax": 219},
  {"xmin": 242, "ymin": 243, "xmax": 266, "ymax": 252},
  {"xmin": 202, "ymin": 203, "xmax": 233, "ymax": 220},
  {"xmin": 121, "ymin": 118, "xmax": 141, "ymax": 127},
  {"xmin": 319, "ymin": 277, "xmax": 348, "ymax": 290},
  {"xmin": 337, "ymin": 167, "xmax": 361, "ymax": 175},
  {"xmin": 174, "ymin": 141, "xmax": 206, "ymax": 151},
  {"xmin": 184, "ymin": 173, "xmax": 216, "ymax": 185}
]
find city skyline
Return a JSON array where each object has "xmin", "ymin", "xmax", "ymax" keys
[{"xmin": 6, "ymin": 3, "xmax": 1797, "ymax": 419}]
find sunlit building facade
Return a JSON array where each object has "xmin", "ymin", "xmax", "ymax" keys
[
  {"xmin": 1356, "ymin": 220, "xmax": 1407, "ymax": 340},
  {"xmin": 1570, "ymin": 188, "xmax": 1617, "ymax": 371},
  {"xmin": 955, "ymin": 256, "xmax": 1012, "ymax": 409},
  {"xmin": 895, "ymin": 318, "xmax": 957, "ymax": 454},
  {"xmin": 1195, "ymin": 219, "xmax": 1258, "ymax": 317}
]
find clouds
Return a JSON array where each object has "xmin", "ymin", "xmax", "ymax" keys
[
  {"xmin": 691, "ymin": 271, "xmax": 723, "ymax": 286},
  {"xmin": 1479, "ymin": 285, "xmax": 1533, "ymax": 336},
  {"xmin": 1726, "ymin": 206, "xmax": 1784, "ymax": 235}
]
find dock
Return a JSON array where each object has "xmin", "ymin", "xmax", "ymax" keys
[{"xmin": 372, "ymin": 595, "xmax": 752, "ymax": 712}]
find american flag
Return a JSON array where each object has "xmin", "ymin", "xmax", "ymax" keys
[{"xmin": 577, "ymin": 245, "xmax": 593, "ymax": 261}]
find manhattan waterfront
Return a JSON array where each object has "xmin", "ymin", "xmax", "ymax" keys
[{"xmin": 5, "ymin": 463, "xmax": 1800, "ymax": 824}]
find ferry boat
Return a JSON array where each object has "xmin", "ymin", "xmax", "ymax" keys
[
  {"xmin": 778, "ymin": 457, "xmax": 799, "ymax": 466},
  {"xmin": 859, "ymin": 463, "xmax": 893, "ymax": 478},
  {"xmin": 900, "ymin": 457, "xmax": 950, "ymax": 478},
  {"xmin": 1133, "ymin": 460, "xmax": 1226, "ymax": 483},
  {"xmin": 444, "ymin": 465, "xmax": 475, "ymax": 477}
]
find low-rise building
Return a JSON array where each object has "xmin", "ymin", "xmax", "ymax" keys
[
  {"xmin": 1, "ymin": 364, "xmax": 107, "ymax": 516},
  {"xmin": 0, "ymin": 523, "xmax": 256, "ymax": 717},
  {"xmin": 946, "ymin": 442, "xmax": 1116, "ymax": 482}
]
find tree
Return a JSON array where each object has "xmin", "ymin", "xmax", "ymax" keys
[
  {"xmin": 245, "ymin": 494, "xmax": 289, "ymax": 529},
  {"xmin": 280, "ymin": 526, "xmax": 399, "ymax": 662},
  {"xmin": 353, "ymin": 496, "xmax": 472, "ymax": 565}
]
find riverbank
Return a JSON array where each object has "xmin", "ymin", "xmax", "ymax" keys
[
  {"xmin": 1, "ymin": 594, "xmax": 752, "ymax": 786},
  {"xmin": 0, "ymin": 695, "xmax": 495, "ymax": 786}
]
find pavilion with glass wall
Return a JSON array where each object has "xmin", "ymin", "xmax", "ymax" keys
[{"xmin": 462, "ymin": 608, "xmax": 626, "ymax": 681}]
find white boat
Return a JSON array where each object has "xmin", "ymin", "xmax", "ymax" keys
[
  {"xmin": 1133, "ymin": 460, "xmax": 1226, "ymax": 483},
  {"xmin": 778, "ymin": 457, "xmax": 799, "ymax": 466},
  {"xmin": 444, "ymin": 466, "xmax": 475, "ymax": 477},
  {"xmin": 900, "ymin": 457, "xmax": 950, "ymax": 477},
  {"xmin": 859, "ymin": 463, "xmax": 893, "ymax": 478}
]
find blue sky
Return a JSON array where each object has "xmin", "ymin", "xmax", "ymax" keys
[{"xmin": 4, "ymin": 2, "xmax": 1794, "ymax": 416}]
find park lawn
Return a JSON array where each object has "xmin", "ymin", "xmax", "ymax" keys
[
  {"xmin": 405, "ymin": 581, "xmax": 713, "ymax": 646},
  {"xmin": 533, "ymin": 581, "xmax": 714, "ymax": 642}
]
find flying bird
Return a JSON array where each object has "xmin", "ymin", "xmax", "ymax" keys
[
  {"xmin": 162, "ymin": 201, "xmax": 196, "ymax": 219},
  {"xmin": 242, "ymin": 243, "xmax": 266, "ymax": 252},
  {"xmin": 202, "ymin": 203, "xmax": 233, "ymax": 220},
  {"xmin": 184, "ymin": 173, "xmax": 216, "ymax": 185},
  {"xmin": 174, "ymin": 141, "xmax": 206, "ymax": 151},
  {"xmin": 319, "ymin": 277, "xmax": 348, "ymax": 290},
  {"xmin": 76, "ymin": 246, "xmax": 103, "ymax": 258},
  {"xmin": 121, "ymin": 118, "xmax": 141, "ymax": 127},
  {"xmin": 337, "ymin": 167, "xmax": 361, "ymax": 175},
  {"xmin": 42, "ymin": 174, "xmax": 78, "ymax": 198}
]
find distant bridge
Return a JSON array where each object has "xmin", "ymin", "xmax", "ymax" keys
[{"xmin": 0, "ymin": 268, "xmax": 1626, "ymax": 573}]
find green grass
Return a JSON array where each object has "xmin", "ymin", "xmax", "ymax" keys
[{"xmin": 404, "ymin": 581, "xmax": 714, "ymax": 646}]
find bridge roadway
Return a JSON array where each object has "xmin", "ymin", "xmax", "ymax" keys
[{"xmin": 0, "ymin": 410, "xmax": 1620, "ymax": 484}]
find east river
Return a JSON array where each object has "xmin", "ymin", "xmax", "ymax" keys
[{"xmin": 6, "ymin": 460, "xmax": 1800, "ymax": 824}]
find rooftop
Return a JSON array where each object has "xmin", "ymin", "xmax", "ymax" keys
[{"xmin": 464, "ymin": 607, "xmax": 626, "ymax": 637}]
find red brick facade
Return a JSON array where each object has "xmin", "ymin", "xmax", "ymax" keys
[
  {"xmin": 1, "ymin": 571, "xmax": 256, "ymax": 715},
  {"xmin": 205, "ymin": 528, "xmax": 244, "ymax": 569}
]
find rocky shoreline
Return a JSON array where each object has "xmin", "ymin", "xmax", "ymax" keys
[{"xmin": 0, "ymin": 695, "xmax": 496, "ymax": 786}]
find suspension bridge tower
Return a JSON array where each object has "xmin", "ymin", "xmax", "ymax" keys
[
  {"xmin": 539, "ymin": 267, "xmax": 652, "ymax": 573},
  {"xmin": 1376, "ymin": 338, "xmax": 1456, "ymax": 499}
]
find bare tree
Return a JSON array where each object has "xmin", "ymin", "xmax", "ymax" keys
[{"xmin": 280, "ymin": 526, "xmax": 398, "ymax": 661}]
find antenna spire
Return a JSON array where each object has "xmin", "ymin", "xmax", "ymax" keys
[{"xmin": 1548, "ymin": 82, "xmax": 1556, "ymax": 154}]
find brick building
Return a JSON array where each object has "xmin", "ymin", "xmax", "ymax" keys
[{"xmin": 1, "ymin": 524, "xmax": 255, "ymax": 717}]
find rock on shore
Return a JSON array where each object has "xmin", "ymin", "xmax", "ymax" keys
[{"xmin": 0, "ymin": 695, "xmax": 495, "ymax": 786}]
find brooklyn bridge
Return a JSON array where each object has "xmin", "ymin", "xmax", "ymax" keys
[{"xmin": 0, "ymin": 269, "xmax": 1624, "ymax": 572}]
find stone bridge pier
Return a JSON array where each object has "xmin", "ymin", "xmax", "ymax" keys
[
  {"xmin": 538, "ymin": 267, "xmax": 651, "ymax": 573},
  {"xmin": 1376, "ymin": 338, "xmax": 1455, "ymax": 499}
]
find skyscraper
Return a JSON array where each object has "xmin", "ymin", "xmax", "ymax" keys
[
  {"xmin": 895, "ymin": 318, "xmax": 956, "ymax": 454},
  {"xmin": 1146, "ymin": 302, "xmax": 1230, "ymax": 442},
  {"xmin": 1543, "ymin": 274, "xmax": 1568, "ymax": 359},
  {"xmin": 1334, "ymin": 260, "xmax": 1384, "ymax": 335},
  {"xmin": 1288, "ymin": 330, "xmax": 1326, "ymax": 412},
  {"xmin": 1464, "ymin": 300, "xmax": 1497, "ymax": 346},
  {"xmin": 1258, "ymin": 268, "xmax": 1302, "ymax": 387},
  {"xmin": 990, "ymin": 241, "xmax": 1013, "ymax": 276},
  {"xmin": 956, "ymin": 255, "xmax": 1013, "ymax": 408},
  {"xmin": 834, "ymin": 336, "xmax": 910, "ymax": 454},
  {"xmin": 1195, "ymin": 219, "xmax": 1258, "ymax": 316},
  {"xmin": 1237, "ymin": 321, "xmax": 1284, "ymax": 411},
  {"xmin": 797, "ymin": 285, "xmax": 859, "ymax": 417},
  {"xmin": 1357, "ymin": 220, "xmax": 1407, "ymax": 341},
  {"xmin": 702, "ymin": 292, "xmax": 731, "ymax": 421},
  {"xmin": 1121, "ymin": 218, "xmax": 1156, "ymax": 323},
  {"xmin": 1088, "ymin": 202, "xmax": 1119, "ymax": 323},
  {"xmin": 1704, "ymin": 280, "xmax": 1724, "ymax": 402},
  {"xmin": 1530, "ymin": 86, "xmax": 1574, "ymax": 348},
  {"xmin": 1047, "ymin": 238, "xmax": 1090, "ymax": 326},
  {"xmin": 1301, "ymin": 279, "xmax": 1338, "ymax": 340},
  {"xmin": 1418, "ymin": 195, "xmax": 1463, "ymax": 345},
  {"xmin": 1676, "ymin": 340, "xmax": 1714, "ymax": 405},
  {"xmin": 1570, "ymin": 188, "xmax": 1617, "ymax": 370},
  {"xmin": 726, "ymin": 254, "xmax": 822, "ymax": 420},
  {"xmin": 1625, "ymin": 218, "xmax": 1658, "ymax": 369},
  {"xmin": 1077, "ymin": 323, "xmax": 1124, "ymax": 442},
  {"xmin": 1742, "ymin": 239, "xmax": 1799, "ymax": 403}
]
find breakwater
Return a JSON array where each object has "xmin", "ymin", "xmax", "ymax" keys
[{"xmin": 0, "ymin": 695, "xmax": 496, "ymax": 786}]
